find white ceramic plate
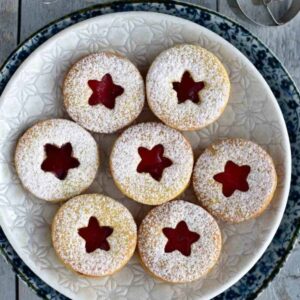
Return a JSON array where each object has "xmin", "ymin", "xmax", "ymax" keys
[{"xmin": 0, "ymin": 12, "xmax": 291, "ymax": 300}]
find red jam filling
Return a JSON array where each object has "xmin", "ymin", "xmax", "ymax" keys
[
  {"xmin": 213, "ymin": 160, "xmax": 251, "ymax": 197},
  {"xmin": 172, "ymin": 71, "xmax": 205, "ymax": 104},
  {"xmin": 41, "ymin": 142, "xmax": 80, "ymax": 180},
  {"xmin": 88, "ymin": 73, "xmax": 124, "ymax": 109},
  {"xmin": 163, "ymin": 221, "xmax": 200, "ymax": 256},
  {"xmin": 78, "ymin": 216, "xmax": 113, "ymax": 253},
  {"xmin": 137, "ymin": 144, "xmax": 172, "ymax": 181}
]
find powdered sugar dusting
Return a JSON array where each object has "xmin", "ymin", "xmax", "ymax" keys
[
  {"xmin": 138, "ymin": 200, "xmax": 222, "ymax": 282},
  {"xmin": 193, "ymin": 139, "xmax": 277, "ymax": 223},
  {"xmin": 15, "ymin": 119, "xmax": 99, "ymax": 201},
  {"xmin": 63, "ymin": 52, "xmax": 145, "ymax": 133},
  {"xmin": 110, "ymin": 123, "xmax": 194, "ymax": 205},
  {"xmin": 146, "ymin": 44, "xmax": 230, "ymax": 131},
  {"xmin": 52, "ymin": 194, "xmax": 137, "ymax": 276}
]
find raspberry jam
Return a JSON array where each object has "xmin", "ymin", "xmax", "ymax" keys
[
  {"xmin": 137, "ymin": 144, "xmax": 172, "ymax": 181},
  {"xmin": 172, "ymin": 71, "xmax": 205, "ymax": 104},
  {"xmin": 41, "ymin": 142, "xmax": 80, "ymax": 180},
  {"xmin": 163, "ymin": 221, "xmax": 200, "ymax": 256},
  {"xmin": 88, "ymin": 73, "xmax": 124, "ymax": 109},
  {"xmin": 213, "ymin": 160, "xmax": 251, "ymax": 197},
  {"xmin": 78, "ymin": 216, "xmax": 113, "ymax": 253}
]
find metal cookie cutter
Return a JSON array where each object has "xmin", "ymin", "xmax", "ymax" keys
[{"xmin": 236, "ymin": 0, "xmax": 300, "ymax": 26}]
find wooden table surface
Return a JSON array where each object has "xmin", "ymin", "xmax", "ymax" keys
[{"xmin": 0, "ymin": 0, "xmax": 299, "ymax": 299}]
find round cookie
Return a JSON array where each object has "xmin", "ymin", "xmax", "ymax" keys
[
  {"xmin": 110, "ymin": 122, "xmax": 194, "ymax": 205},
  {"xmin": 193, "ymin": 138, "xmax": 277, "ymax": 223},
  {"xmin": 146, "ymin": 44, "xmax": 230, "ymax": 131},
  {"xmin": 15, "ymin": 119, "xmax": 99, "ymax": 202},
  {"xmin": 52, "ymin": 194, "xmax": 137, "ymax": 277},
  {"xmin": 138, "ymin": 200, "xmax": 222, "ymax": 283},
  {"xmin": 63, "ymin": 52, "xmax": 145, "ymax": 133}
]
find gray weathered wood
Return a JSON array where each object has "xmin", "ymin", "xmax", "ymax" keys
[
  {"xmin": 187, "ymin": 0, "xmax": 217, "ymax": 10},
  {"xmin": 19, "ymin": 279, "xmax": 40, "ymax": 300},
  {"xmin": 20, "ymin": 0, "xmax": 110, "ymax": 42},
  {"xmin": 0, "ymin": 256, "xmax": 17, "ymax": 299},
  {"xmin": 219, "ymin": 1, "xmax": 300, "ymax": 87},
  {"xmin": 20, "ymin": 0, "xmax": 217, "ymax": 42},
  {"xmin": 0, "ymin": 0, "xmax": 18, "ymax": 65}
]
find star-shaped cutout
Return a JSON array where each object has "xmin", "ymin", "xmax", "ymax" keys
[
  {"xmin": 41, "ymin": 142, "xmax": 80, "ymax": 180},
  {"xmin": 88, "ymin": 73, "xmax": 124, "ymax": 109},
  {"xmin": 172, "ymin": 71, "xmax": 205, "ymax": 104},
  {"xmin": 137, "ymin": 144, "xmax": 173, "ymax": 181},
  {"xmin": 78, "ymin": 216, "xmax": 113, "ymax": 253},
  {"xmin": 213, "ymin": 160, "xmax": 251, "ymax": 197},
  {"xmin": 163, "ymin": 221, "xmax": 200, "ymax": 256}
]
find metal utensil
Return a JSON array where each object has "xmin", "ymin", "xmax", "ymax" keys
[{"xmin": 236, "ymin": 0, "xmax": 300, "ymax": 26}]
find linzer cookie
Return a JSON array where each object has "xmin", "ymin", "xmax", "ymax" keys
[
  {"xmin": 110, "ymin": 122, "xmax": 194, "ymax": 205},
  {"xmin": 146, "ymin": 44, "xmax": 230, "ymax": 131},
  {"xmin": 52, "ymin": 194, "xmax": 137, "ymax": 277},
  {"xmin": 193, "ymin": 138, "xmax": 277, "ymax": 223},
  {"xmin": 63, "ymin": 52, "xmax": 145, "ymax": 133},
  {"xmin": 15, "ymin": 119, "xmax": 99, "ymax": 202},
  {"xmin": 138, "ymin": 200, "xmax": 222, "ymax": 283}
]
